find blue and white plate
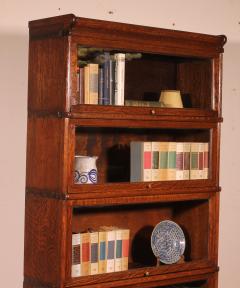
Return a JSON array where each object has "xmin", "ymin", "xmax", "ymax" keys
[{"xmin": 151, "ymin": 220, "xmax": 185, "ymax": 264}]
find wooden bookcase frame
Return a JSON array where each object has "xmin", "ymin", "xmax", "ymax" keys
[{"xmin": 24, "ymin": 14, "xmax": 226, "ymax": 288}]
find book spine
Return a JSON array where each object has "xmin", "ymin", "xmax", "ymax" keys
[
  {"xmin": 84, "ymin": 65, "xmax": 90, "ymax": 104},
  {"xmin": 109, "ymin": 59, "xmax": 115, "ymax": 105},
  {"xmin": 115, "ymin": 229, "xmax": 122, "ymax": 272},
  {"xmin": 198, "ymin": 143, "xmax": 204, "ymax": 179},
  {"xmin": 151, "ymin": 142, "xmax": 160, "ymax": 181},
  {"xmin": 121, "ymin": 229, "xmax": 130, "ymax": 271},
  {"xmin": 167, "ymin": 142, "xmax": 176, "ymax": 180},
  {"xmin": 190, "ymin": 143, "xmax": 200, "ymax": 179},
  {"xmin": 81, "ymin": 232, "xmax": 90, "ymax": 276},
  {"xmin": 124, "ymin": 100, "xmax": 162, "ymax": 107},
  {"xmin": 204, "ymin": 143, "xmax": 209, "ymax": 179},
  {"xmin": 90, "ymin": 232, "xmax": 99, "ymax": 275},
  {"xmin": 79, "ymin": 67, "xmax": 84, "ymax": 104},
  {"xmin": 176, "ymin": 142, "xmax": 184, "ymax": 180},
  {"xmin": 114, "ymin": 53, "xmax": 125, "ymax": 106},
  {"xmin": 89, "ymin": 64, "xmax": 99, "ymax": 104},
  {"xmin": 98, "ymin": 231, "xmax": 107, "ymax": 274},
  {"xmin": 143, "ymin": 142, "xmax": 152, "ymax": 181},
  {"xmin": 98, "ymin": 67, "xmax": 104, "ymax": 104},
  {"xmin": 183, "ymin": 142, "xmax": 191, "ymax": 180},
  {"xmin": 106, "ymin": 230, "xmax": 115, "ymax": 273},
  {"xmin": 103, "ymin": 52, "xmax": 110, "ymax": 105},
  {"xmin": 72, "ymin": 233, "xmax": 81, "ymax": 277},
  {"xmin": 159, "ymin": 142, "xmax": 169, "ymax": 181}
]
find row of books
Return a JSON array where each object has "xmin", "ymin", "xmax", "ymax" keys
[
  {"xmin": 77, "ymin": 53, "xmax": 125, "ymax": 106},
  {"xmin": 72, "ymin": 227, "xmax": 130, "ymax": 278},
  {"xmin": 130, "ymin": 142, "xmax": 209, "ymax": 182}
]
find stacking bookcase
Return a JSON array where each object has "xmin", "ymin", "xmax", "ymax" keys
[{"xmin": 24, "ymin": 14, "xmax": 226, "ymax": 288}]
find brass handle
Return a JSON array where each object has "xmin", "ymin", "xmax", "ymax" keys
[
  {"xmin": 147, "ymin": 183, "xmax": 152, "ymax": 189},
  {"xmin": 151, "ymin": 109, "xmax": 156, "ymax": 115},
  {"xmin": 144, "ymin": 271, "xmax": 150, "ymax": 277}
]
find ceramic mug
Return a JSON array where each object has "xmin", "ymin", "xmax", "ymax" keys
[
  {"xmin": 74, "ymin": 155, "xmax": 98, "ymax": 184},
  {"xmin": 159, "ymin": 90, "xmax": 183, "ymax": 108}
]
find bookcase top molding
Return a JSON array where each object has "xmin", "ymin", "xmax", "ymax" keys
[{"xmin": 29, "ymin": 14, "xmax": 227, "ymax": 57}]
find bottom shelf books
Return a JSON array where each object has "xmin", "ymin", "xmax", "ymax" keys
[{"xmin": 72, "ymin": 227, "xmax": 130, "ymax": 277}]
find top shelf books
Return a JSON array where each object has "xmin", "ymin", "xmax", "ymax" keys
[{"xmin": 75, "ymin": 46, "xmax": 213, "ymax": 110}]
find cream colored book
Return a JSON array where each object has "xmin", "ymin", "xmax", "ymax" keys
[
  {"xmin": 98, "ymin": 230, "xmax": 107, "ymax": 274},
  {"xmin": 84, "ymin": 65, "xmax": 90, "ymax": 104},
  {"xmin": 204, "ymin": 142, "xmax": 209, "ymax": 179},
  {"xmin": 159, "ymin": 142, "xmax": 169, "ymax": 181},
  {"xmin": 121, "ymin": 229, "xmax": 130, "ymax": 271},
  {"xmin": 151, "ymin": 142, "xmax": 160, "ymax": 181},
  {"xmin": 89, "ymin": 231, "xmax": 98, "ymax": 275},
  {"xmin": 114, "ymin": 229, "xmax": 122, "ymax": 272},
  {"xmin": 89, "ymin": 63, "xmax": 99, "ymax": 104},
  {"xmin": 71, "ymin": 233, "xmax": 81, "ymax": 277},
  {"xmin": 198, "ymin": 143, "xmax": 205, "ymax": 179},
  {"xmin": 183, "ymin": 142, "xmax": 191, "ymax": 180},
  {"xmin": 190, "ymin": 143, "xmax": 199, "ymax": 179},
  {"xmin": 81, "ymin": 232, "xmax": 90, "ymax": 276},
  {"xmin": 176, "ymin": 142, "xmax": 184, "ymax": 180},
  {"xmin": 100, "ymin": 226, "xmax": 115, "ymax": 273},
  {"xmin": 167, "ymin": 142, "xmax": 176, "ymax": 180}
]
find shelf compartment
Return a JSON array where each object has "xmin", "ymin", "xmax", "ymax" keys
[
  {"xmin": 66, "ymin": 262, "xmax": 216, "ymax": 287},
  {"xmin": 66, "ymin": 196, "xmax": 219, "ymax": 286},
  {"xmin": 70, "ymin": 126, "xmax": 213, "ymax": 187}
]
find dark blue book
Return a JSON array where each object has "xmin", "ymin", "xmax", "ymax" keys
[
  {"xmin": 109, "ymin": 59, "xmax": 116, "ymax": 105},
  {"xmin": 98, "ymin": 67, "xmax": 104, "ymax": 104}
]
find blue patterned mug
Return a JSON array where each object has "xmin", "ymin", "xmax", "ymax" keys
[{"xmin": 74, "ymin": 156, "xmax": 98, "ymax": 184}]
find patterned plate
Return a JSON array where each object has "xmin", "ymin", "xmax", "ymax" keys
[{"xmin": 151, "ymin": 220, "xmax": 186, "ymax": 264}]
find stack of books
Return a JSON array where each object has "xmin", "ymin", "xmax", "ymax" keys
[
  {"xmin": 77, "ymin": 53, "xmax": 125, "ymax": 106},
  {"xmin": 130, "ymin": 141, "xmax": 209, "ymax": 182},
  {"xmin": 72, "ymin": 227, "xmax": 130, "ymax": 277}
]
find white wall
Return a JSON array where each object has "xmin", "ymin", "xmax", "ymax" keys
[{"xmin": 0, "ymin": 1, "xmax": 239, "ymax": 287}]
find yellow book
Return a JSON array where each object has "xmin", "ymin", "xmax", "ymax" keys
[
  {"xmin": 98, "ymin": 230, "xmax": 107, "ymax": 274},
  {"xmin": 121, "ymin": 229, "xmax": 130, "ymax": 271},
  {"xmin": 88, "ymin": 63, "xmax": 99, "ymax": 104},
  {"xmin": 159, "ymin": 142, "xmax": 168, "ymax": 181}
]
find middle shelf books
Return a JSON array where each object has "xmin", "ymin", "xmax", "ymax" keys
[
  {"xmin": 72, "ymin": 227, "xmax": 130, "ymax": 277},
  {"xmin": 130, "ymin": 142, "xmax": 209, "ymax": 182}
]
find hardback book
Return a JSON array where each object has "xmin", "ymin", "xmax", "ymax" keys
[
  {"xmin": 183, "ymin": 142, "xmax": 191, "ymax": 180},
  {"xmin": 167, "ymin": 142, "xmax": 177, "ymax": 180},
  {"xmin": 72, "ymin": 233, "xmax": 81, "ymax": 277},
  {"xmin": 79, "ymin": 67, "xmax": 84, "ymax": 104},
  {"xmin": 125, "ymin": 100, "xmax": 162, "ymax": 107},
  {"xmin": 114, "ymin": 53, "xmax": 125, "ymax": 106},
  {"xmin": 130, "ymin": 141, "xmax": 152, "ymax": 182},
  {"xmin": 83, "ymin": 65, "xmax": 90, "ymax": 104},
  {"xmin": 109, "ymin": 59, "xmax": 116, "ymax": 105},
  {"xmin": 204, "ymin": 142, "xmax": 209, "ymax": 179},
  {"xmin": 103, "ymin": 52, "xmax": 111, "ymax": 105},
  {"xmin": 198, "ymin": 143, "xmax": 205, "ymax": 179},
  {"xmin": 88, "ymin": 63, "xmax": 99, "ymax": 104},
  {"xmin": 98, "ymin": 67, "xmax": 104, "ymax": 104},
  {"xmin": 159, "ymin": 142, "xmax": 169, "ymax": 181},
  {"xmin": 190, "ymin": 143, "xmax": 200, "ymax": 179},
  {"xmin": 176, "ymin": 142, "xmax": 184, "ymax": 180},
  {"xmin": 151, "ymin": 142, "xmax": 160, "ymax": 181},
  {"xmin": 98, "ymin": 230, "xmax": 107, "ymax": 274},
  {"xmin": 121, "ymin": 229, "xmax": 130, "ymax": 271},
  {"xmin": 100, "ymin": 226, "xmax": 116, "ymax": 273},
  {"xmin": 89, "ymin": 231, "xmax": 99, "ymax": 275},
  {"xmin": 81, "ymin": 232, "xmax": 90, "ymax": 276},
  {"xmin": 115, "ymin": 229, "xmax": 123, "ymax": 272}
]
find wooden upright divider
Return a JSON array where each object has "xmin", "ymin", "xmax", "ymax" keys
[{"xmin": 24, "ymin": 14, "xmax": 226, "ymax": 288}]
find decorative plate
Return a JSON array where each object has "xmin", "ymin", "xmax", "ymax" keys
[{"xmin": 151, "ymin": 220, "xmax": 186, "ymax": 264}]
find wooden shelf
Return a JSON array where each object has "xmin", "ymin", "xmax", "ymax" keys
[
  {"xmin": 70, "ymin": 105, "xmax": 221, "ymax": 129},
  {"xmin": 68, "ymin": 180, "xmax": 220, "ymax": 203},
  {"xmin": 66, "ymin": 260, "xmax": 217, "ymax": 288}
]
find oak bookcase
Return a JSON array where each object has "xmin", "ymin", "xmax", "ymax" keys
[{"xmin": 24, "ymin": 14, "xmax": 226, "ymax": 288}]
